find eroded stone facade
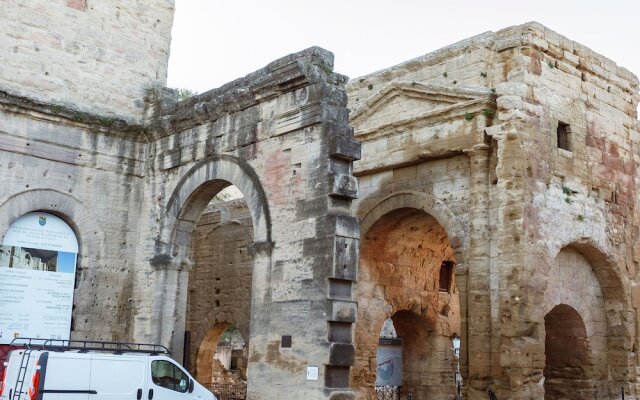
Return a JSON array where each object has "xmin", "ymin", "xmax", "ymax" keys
[
  {"xmin": 1, "ymin": 6, "xmax": 639, "ymax": 400},
  {"xmin": 347, "ymin": 22, "xmax": 640, "ymax": 400},
  {"xmin": 1, "ymin": 0, "xmax": 175, "ymax": 122},
  {"xmin": 1, "ymin": 34, "xmax": 361, "ymax": 398}
]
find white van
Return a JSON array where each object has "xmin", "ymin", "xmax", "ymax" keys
[{"xmin": 0, "ymin": 338, "xmax": 216, "ymax": 400}]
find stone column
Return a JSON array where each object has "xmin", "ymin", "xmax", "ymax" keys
[
  {"xmin": 146, "ymin": 253, "xmax": 193, "ymax": 363},
  {"xmin": 464, "ymin": 145, "xmax": 493, "ymax": 399}
]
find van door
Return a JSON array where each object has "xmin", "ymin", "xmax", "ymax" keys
[
  {"xmin": 89, "ymin": 355, "xmax": 146, "ymax": 400},
  {"xmin": 40, "ymin": 352, "xmax": 91, "ymax": 400},
  {"xmin": 146, "ymin": 358, "xmax": 192, "ymax": 400}
]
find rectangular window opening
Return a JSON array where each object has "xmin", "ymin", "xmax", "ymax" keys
[
  {"xmin": 281, "ymin": 335, "xmax": 292, "ymax": 348},
  {"xmin": 557, "ymin": 122, "xmax": 571, "ymax": 151},
  {"xmin": 439, "ymin": 261, "xmax": 455, "ymax": 293}
]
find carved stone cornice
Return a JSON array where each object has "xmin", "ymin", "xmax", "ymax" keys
[{"xmin": 350, "ymin": 82, "xmax": 495, "ymax": 142}]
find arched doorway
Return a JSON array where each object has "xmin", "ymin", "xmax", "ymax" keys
[
  {"xmin": 542, "ymin": 245, "xmax": 621, "ymax": 398},
  {"xmin": 354, "ymin": 207, "xmax": 460, "ymax": 399},
  {"xmin": 544, "ymin": 304, "xmax": 592, "ymax": 399},
  {"xmin": 184, "ymin": 185, "xmax": 253, "ymax": 392}
]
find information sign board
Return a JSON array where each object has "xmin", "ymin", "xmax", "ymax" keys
[{"xmin": 0, "ymin": 213, "xmax": 78, "ymax": 344}]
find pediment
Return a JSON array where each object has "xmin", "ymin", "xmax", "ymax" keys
[{"xmin": 350, "ymin": 82, "xmax": 493, "ymax": 134}]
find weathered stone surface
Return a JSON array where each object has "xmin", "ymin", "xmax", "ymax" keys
[
  {"xmin": 187, "ymin": 199, "xmax": 253, "ymax": 384},
  {"xmin": 1, "ymin": 38, "xmax": 359, "ymax": 399},
  {"xmin": 2, "ymin": 8, "xmax": 640, "ymax": 400},
  {"xmin": 347, "ymin": 21, "xmax": 639, "ymax": 400},
  {"xmin": 0, "ymin": 0, "xmax": 174, "ymax": 122}
]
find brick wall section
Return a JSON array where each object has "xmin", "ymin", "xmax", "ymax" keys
[
  {"xmin": 0, "ymin": 0, "xmax": 174, "ymax": 122},
  {"xmin": 187, "ymin": 200, "xmax": 253, "ymax": 379}
]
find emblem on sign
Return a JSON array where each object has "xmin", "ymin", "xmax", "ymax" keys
[{"xmin": 39, "ymin": 216, "xmax": 47, "ymax": 226}]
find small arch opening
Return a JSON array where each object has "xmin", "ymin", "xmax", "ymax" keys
[{"xmin": 544, "ymin": 304, "xmax": 592, "ymax": 399}]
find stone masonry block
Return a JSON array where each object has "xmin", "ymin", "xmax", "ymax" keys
[
  {"xmin": 328, "ymin": 343, "xmax": 355, "ymax": 367},
  {"xmin": 328, "ymin": 173, "xmax": 358, "ymax": 199},
  {"xmin": 325, "ymin": 122, "xmax": 361, "ymax": 161},
  {"xmin": 327, "ymin": 300, "xmax": 357, "ymax": 323},
  {"xmin": 333, "ymin": 236, "xmax": 357, "ymax": 281}
]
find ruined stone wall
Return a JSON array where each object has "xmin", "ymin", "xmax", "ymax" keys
[
  {"xmin": 488, "ymin": 23, "xmax": 640, "ymax": 399},
  {"xmin": 130, "ymin": 47, "xmax": 361, "ymax": 400},
  {"xmin": 347, "ymin": 22, "xmax": 640, "ymax": 400},
  {"xmin": 1, "ymin": 43, "xmax": 361, "ymax": 400},
  {"xmin": 1, "ymin": 0, "xmax": 175, "ymax": 122},
  {"xmin": 187, "ymin": 200, "xmax": 253, "ymax": 378},
  {"xmin": 347, "ymin": 36, "xmax": 495, "ymax": 399},
  {"xmin": 0, "ymin": 94, "xmax": 149, "ymax": 342},
  {"xmin": 3, "ymin": 10, "xmax": 639, "ymax": 399}
]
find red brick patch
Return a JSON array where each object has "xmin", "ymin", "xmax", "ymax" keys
[{"xmin": 66, "ymin": 0, "xmax": 86, "ymax": 11}]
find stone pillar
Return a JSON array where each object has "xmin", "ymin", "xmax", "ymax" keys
[
  {"xmin": 144, "ymin": 253, "xmax": 193, "ymax": 363},
  {"xmin": 464, "ymin": 145, "xmax": 493, "ymax": 399},
  {"xmin": 134, "ymin": 47, "xmax": 362, "ymax": 400},
  {"xmin": 246, "ymin": 118, "xmax": 362, "ymax": 400}
]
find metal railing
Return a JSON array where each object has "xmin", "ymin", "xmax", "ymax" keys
[
  {"xmin": 487, "ymin": 386, "xmax": 632, "ymax": 400},
  {"xmin": 206, "ymin": 383, "xmax": 247, "ymax": 400},
  {"xmin": 375, "ymin": 385, "xmax": 400, "ymax": 400}
]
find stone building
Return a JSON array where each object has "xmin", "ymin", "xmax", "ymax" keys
[
  {"xmin": 346, "ymin": 23, "xmax": 640, "ymax": 399},
  {"xmin": 0, "ymin": 3, "xmax": 639, "ymax": 399}
]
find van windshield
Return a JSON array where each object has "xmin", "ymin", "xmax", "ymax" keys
[{"xmin": 151, "ymin": 360, "xmax": 189, "ymax": 393}]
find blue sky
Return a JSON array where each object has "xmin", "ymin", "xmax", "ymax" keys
[
  {"xmin": 168, "ymin": 0, "xmax": 640, "ymax": 94},
  {"xmin": 56, "ymin": 251, "xmax": 76, "ymax": 274}
]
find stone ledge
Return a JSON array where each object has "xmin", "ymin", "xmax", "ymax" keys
[{"xmin": 0, "ymin": 90, "xmax": 145, "ymax": 140}]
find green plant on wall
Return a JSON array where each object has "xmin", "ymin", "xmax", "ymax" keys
[
  {"xmin": 562, "ymin": 185, "xmax": 574, "ymax": 203},
  {"xmin": 174, "ymin": 88, "xmax": 198, "ymax": 101},
  {"xmin": 482, "ymin": 108, "xmax": 494, "ymax": 117}
]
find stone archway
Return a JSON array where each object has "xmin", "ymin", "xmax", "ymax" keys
[
  {"xmin": 353, "ymin": 207, "xmax": 460, "ymax": 399},
  {"xmin": 542, "ymin": 244, "xmax": 630, "ymax": 398},
  {"xmin": 150, "ymin": 154, "xmax": 272, "ymax": 375},
  {"xmin": 0, "ymin": 188, "xmax": 106, "ymax": 255},
  {"xmin": 187, "ymin": 190, "xmax": 253, "ymax": 386},
  {"xmin": 544, "ymin": 304, "xmax": 593, "ymax": 399},
  {"xmin": 196, "ymin": 322, "xmax": 232, "ymax": 383},
  {"xmin": 164, "ymin": 154, "xmax": 271, "ymax": 255}
]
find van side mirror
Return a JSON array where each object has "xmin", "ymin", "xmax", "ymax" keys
[{"xmin": 188, "ymin": 379, "xmax": 194, "ymax": 393}]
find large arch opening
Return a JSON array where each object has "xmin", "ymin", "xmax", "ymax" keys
[
  {"xmin": 541, "ymin": 245, "xmax": 632, "ymax": 398},
  {"xmin": 158, "ymin": 155, "xmax": 272, "ymax": 398},
  {"xmin": 544, "ymin": 304, "xmax": 593, "ymax": 399},
  {"xmin": 353, "ymin": 207, "xmax": 460, "ymax": 400},
  {"xmin": 184, "ymin": 184, "xmax": 253, "ymax": 391}
]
